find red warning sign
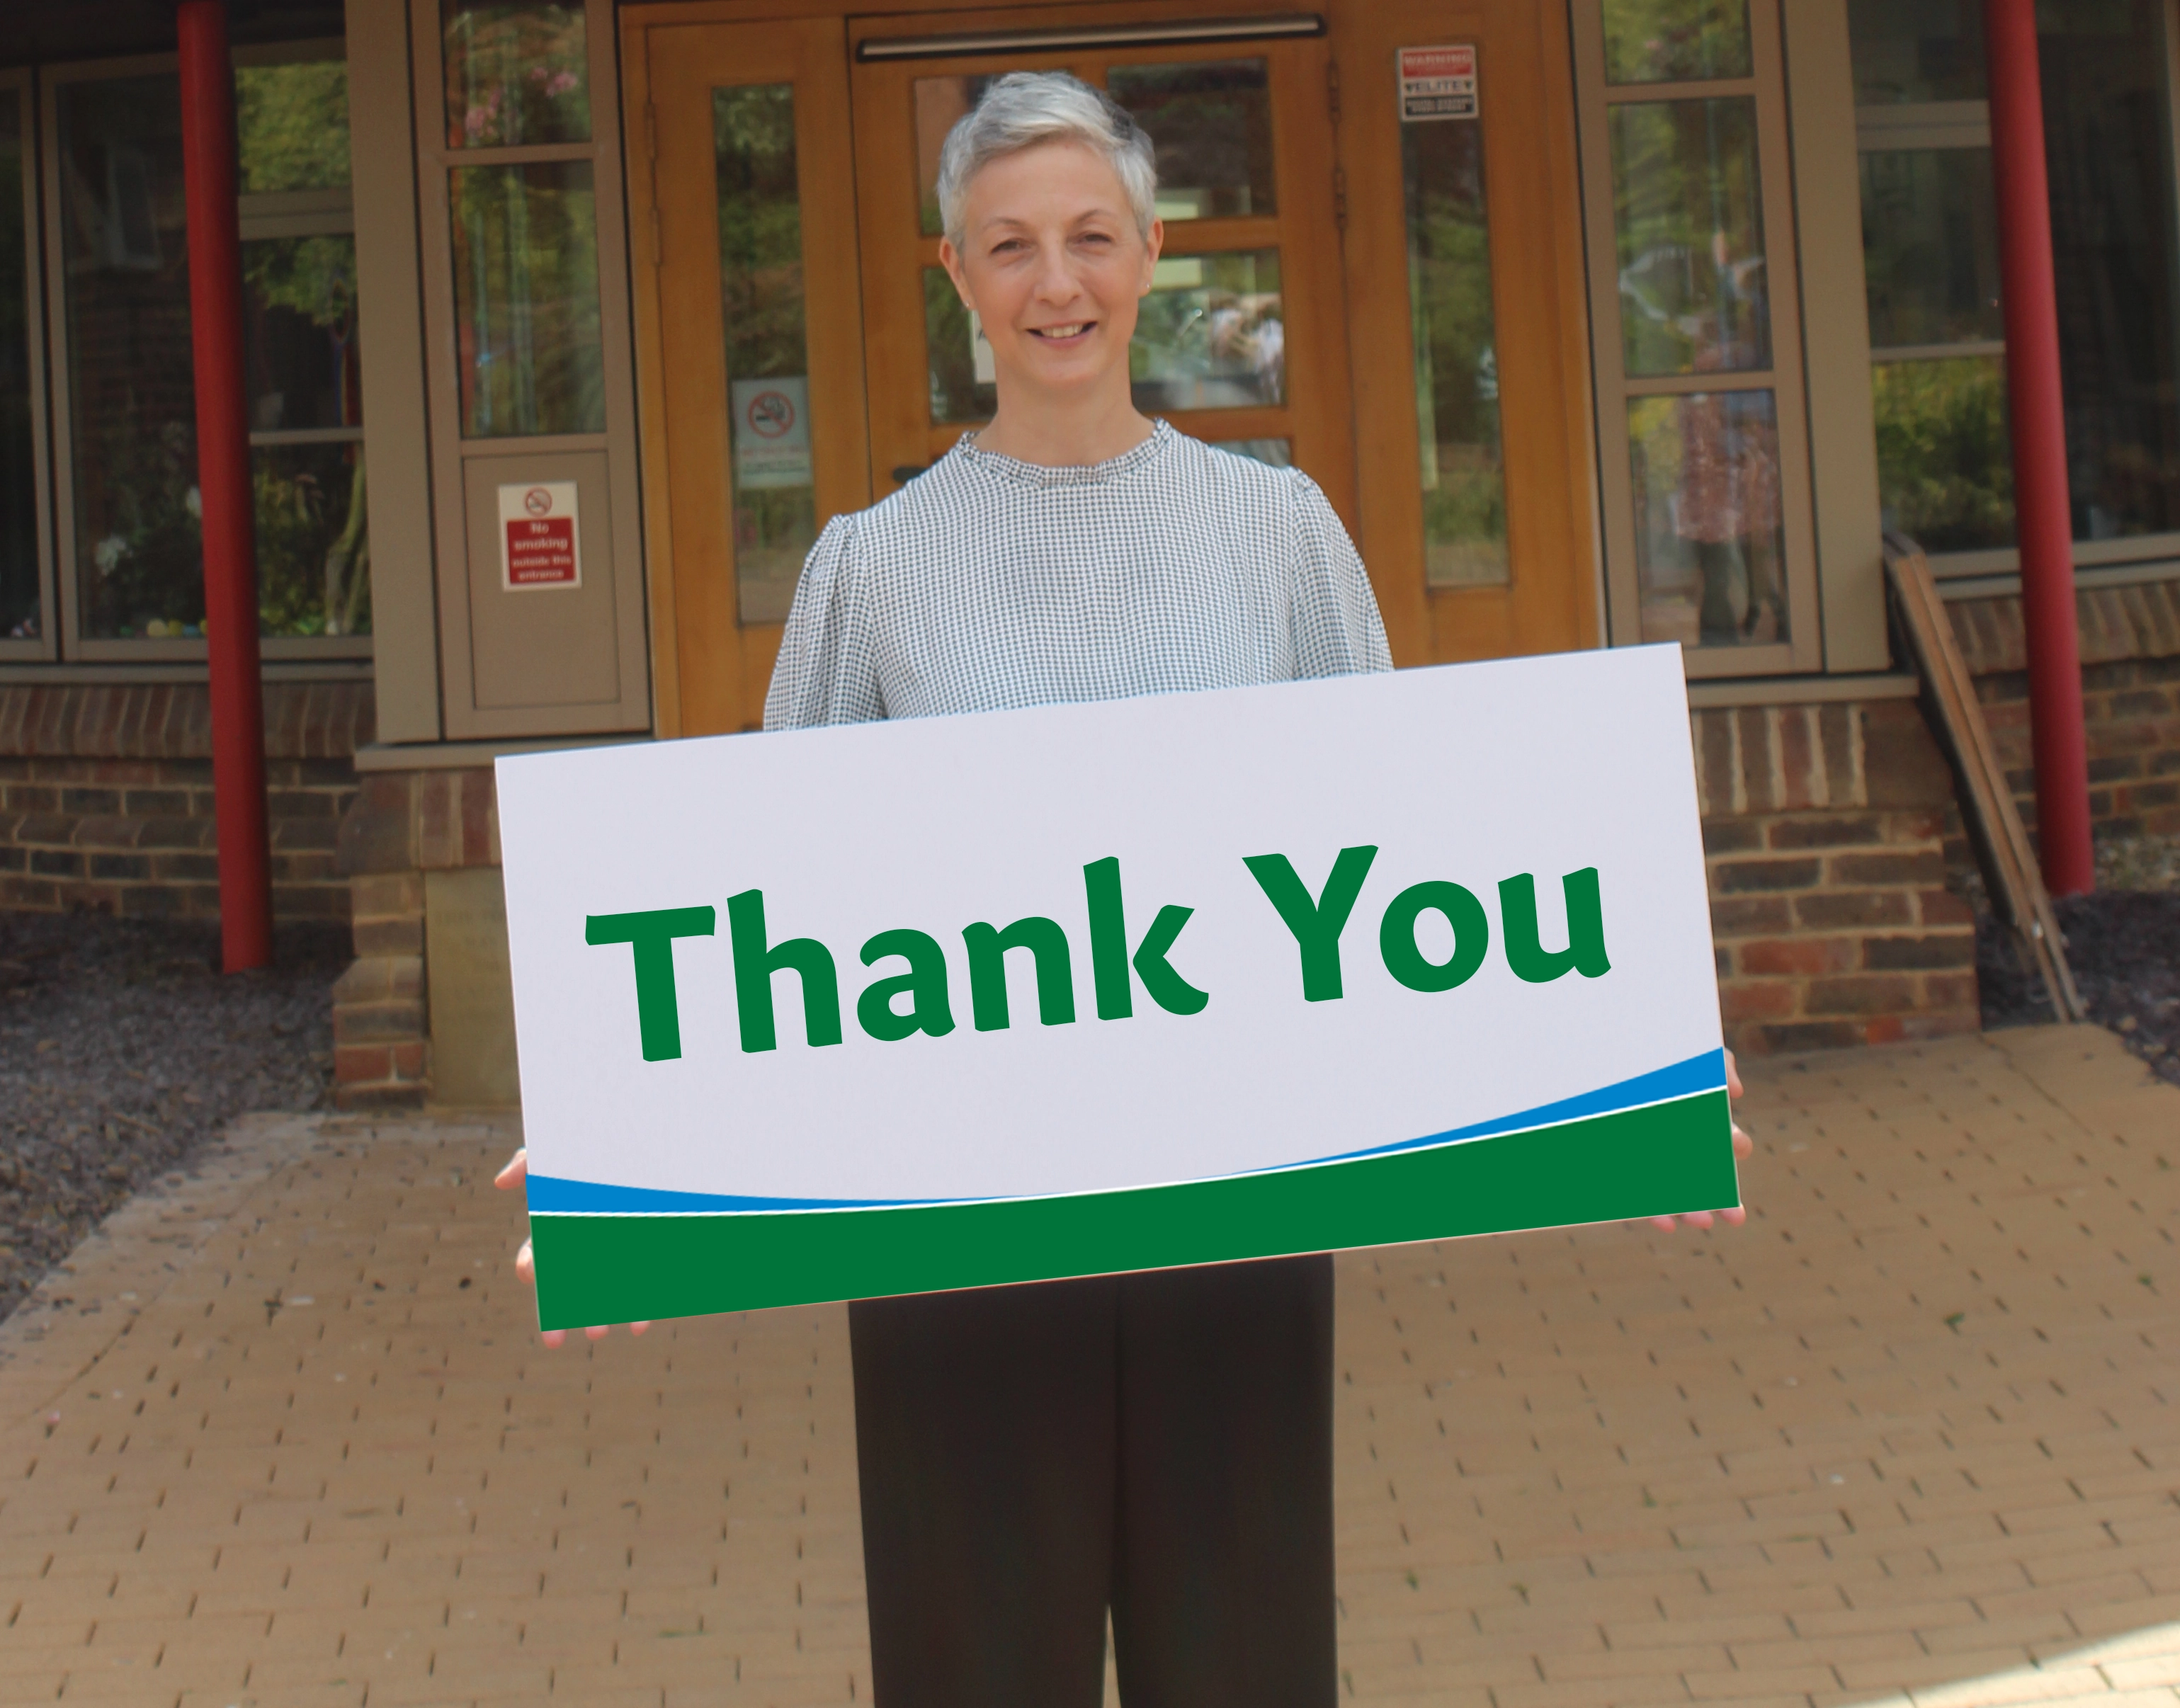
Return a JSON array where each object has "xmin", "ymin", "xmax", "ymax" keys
[{"xmin": 497, "ymin": 482, "xmax": 582, "ymax": 590}]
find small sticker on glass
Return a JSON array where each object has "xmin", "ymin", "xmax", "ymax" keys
[{"xmin": 1400, "ymin": 45, "xmax": 1477, "ymax": 122}]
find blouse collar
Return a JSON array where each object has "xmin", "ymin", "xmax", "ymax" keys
[{"xmin": 951, "ymin": 419, "xmax": 1172, "ymax": 489}]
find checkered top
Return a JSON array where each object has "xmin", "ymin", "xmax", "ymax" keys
[{"xmin": 763, "ymin": 421, "xmax": 1392, "ymax": 731}]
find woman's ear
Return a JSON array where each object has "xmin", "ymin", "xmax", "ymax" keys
[
  {"xmin": 939, "ymin": 234, "xmax": 977, "ymax": 312},
  {"xmin": 1137, "ymin": 215, "xmax": 1164, "ymax": 298}
]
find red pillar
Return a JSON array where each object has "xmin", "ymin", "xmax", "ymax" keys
[
  {"xmin": 1982, "ymin": 0, "xmax": 2095, "ymax": 896},
  {"xmin": 178, "ymin": 1, "xmax": 273, "ymax": 970}
]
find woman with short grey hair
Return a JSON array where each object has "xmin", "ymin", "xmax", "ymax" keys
[{"xmin": 781, "ymin": 72, "xmax": 1385, "ymax": 1707}]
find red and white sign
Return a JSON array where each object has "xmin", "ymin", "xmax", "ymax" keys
[
  {"xmin": 498, "ymin": 482, "xmax": 582, "ymax": 591},
  {"xmin": 1400, "ymin": 45, "xmax": 1477, "ymax": 122},
  {"xmin": 730, "ymin": 376, "xmax": 813, "ymax": 491}
]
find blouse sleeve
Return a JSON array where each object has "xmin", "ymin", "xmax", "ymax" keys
[
  {"xmin": 1286, "ymin": 470, "xmax": 1394, "ymax": 678},
  {"xmin": 762, "ymin": 514, "xmax": 885, "ymax": 731}
]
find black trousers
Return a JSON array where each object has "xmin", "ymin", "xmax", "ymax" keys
[{"xmin": 848, "ymin": 1254, "xmax": 1336, "ymax": 1708}]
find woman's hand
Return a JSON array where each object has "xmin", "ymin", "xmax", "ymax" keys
[
  {"xmin": 1652, "ymin": 1049, "xmax": 1753, "ymax": 1232},
  {"xmin": 494, "ymin": 1149, "xmax": 650, "ymax": 1348}
]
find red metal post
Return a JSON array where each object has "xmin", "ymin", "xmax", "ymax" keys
[
  {"xmin": 178, "ymin": 1, "xmax": 273, "ymax": 969},
  {"xmin": 1982, "ymin": 0, "xmax": 2095, "ymax": 896}
]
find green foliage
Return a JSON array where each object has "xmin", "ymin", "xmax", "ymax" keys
[
  {"xmin": 1603, "ymin": 0, "xmax": 1753, "ymax": 83},
  {"xmin": 244, "ymin": 234, "xmax": 355, "ymax": 338},
  {"xmin": 236, "ymin": 61, "xmax": 349, "ymax": 193},
  {"xmin": 1873, "ymin": 357, "xmax": 2014, "ymax": 552},
  {"xmin": 714, "ymin": 86, "xmax": 807, "ymax": 381},
  {"xmin": 83, "ymin": 416, "xmax": 203, "ymax": 636},
  {"xmin": 1405, "ymin": 125, "xmax": 1506, "ymax": 574},
  {"xmin": 445, "ymin": 4, "xmax": 589, "ymax": 147},
  {"xmin": 255, "ymin": 446, "xmax": 369, "ymax": 638}
]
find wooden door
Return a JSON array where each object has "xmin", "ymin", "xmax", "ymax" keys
[
  {"xmin": 1332, "ymin": 1, "xmax": 1600, "ymax": 664},
  {"xmin": 847, "ymin": 6, "xmax": 1357, "ymax": 527},
  {"xmin": 626, "ymin": 15, "xmax": 872, "ymax": 736}
]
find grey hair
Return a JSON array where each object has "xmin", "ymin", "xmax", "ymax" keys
[{"xmin": 935, "ymin": 72, "xmax": 1158, "ymax": 247}]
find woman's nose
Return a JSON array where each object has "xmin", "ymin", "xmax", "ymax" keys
[{"xmin": 1029, "ymin": 242, "xmax": 1082, "ymax": 302}]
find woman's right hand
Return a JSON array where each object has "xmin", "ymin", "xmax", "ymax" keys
[{"xmin": 495, "ymin": 1148, "xmax": 650, "ymax": 1348}]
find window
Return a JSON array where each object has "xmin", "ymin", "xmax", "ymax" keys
[
  {"xmin": 44, "ymin": 44, "xmax": 367, "ymax": 656},
  {"xmin": 441, "ymin": 1, "xmax": 603, "ymax": 440},
  {"xmin": 0, "ymin": 76, "xmax": 46, "ymax": 656},
  {"xmin": 1574, "ymin": 0, "xmax": 1819, "ymax": 673},
  {"xmin": 1850, "ymin": 0, "xmax": 2180, "ymax": 571}
]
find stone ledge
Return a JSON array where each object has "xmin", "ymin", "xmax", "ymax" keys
[{"xmin": 0, "ymin": 681, "xmax": 374, "ymax": 762}]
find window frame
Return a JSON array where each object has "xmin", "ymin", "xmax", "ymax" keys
[
  {"xmin": 39, "ymin": 39, "xmax": 371, "ymax": 664},
  {"xmin": 1854, "ymin": 0, "xmax": 2180, "ymax": 582},
  {"xmin": 0, "ymin": 67, "xmax": 57, "ymax": 665},
  {"xmin": 1572, "ymin": 0, "xmax": 1824, "ymax": 677},
  {"xmin": 411, "ymin": 0, "xmax": 649, "ymax": 741}
]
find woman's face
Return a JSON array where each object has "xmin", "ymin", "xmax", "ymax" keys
[{"xmin": 941, "ymin": 140, "xmax": 1162, "ymax": 410}]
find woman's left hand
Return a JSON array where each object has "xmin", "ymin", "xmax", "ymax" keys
[
  {"xmin": 1653, "ymin": 1048, "xmax": 1752, "ymax": 1231},
  {"xmin": 495, "ymin": 1148, "xmax": 652, "ymax": 1348}
]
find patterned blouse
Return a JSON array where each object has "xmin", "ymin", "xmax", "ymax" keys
[{"xmin": 763, "ymin": 421, "xmax": 1392, "ymax": 731}]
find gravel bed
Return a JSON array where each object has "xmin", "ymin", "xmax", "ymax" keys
[
  {"xmin": 1977, "ymin": 835, "xmax": 2180, "ymax": 1086},
  {"xmin": 0, "ymin": 912, "xmax": 346, "ymax": 1322}
]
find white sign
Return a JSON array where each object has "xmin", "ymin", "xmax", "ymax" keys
[
  {"xmin": 730, "ymin": 376, "xmax": 813, "ymax": 490},
  {"xmin": 1401, "ymin": 44, "xmax": 1479, "ymax": 121},
  {"xmin": 496, "ymin": 482, "xmax": 581, "ymax": 591},
  {"xmin": 498, "ymin": 648, "xmax": 1736, "ymax": 1328}
]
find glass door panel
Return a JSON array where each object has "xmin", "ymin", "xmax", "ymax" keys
[{"xmin": 631, "ymin": 16, "xmax": 870, "ymax": 734}]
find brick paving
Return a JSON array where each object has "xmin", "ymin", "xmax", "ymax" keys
[{"xmin": 0, "ymin": 1023, "xmax": 2174, "ymax": 1707}]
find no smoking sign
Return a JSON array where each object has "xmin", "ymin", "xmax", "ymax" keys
[{"xmin": 497, "ymin": 481, "xmax": 582, "ymax": 591}]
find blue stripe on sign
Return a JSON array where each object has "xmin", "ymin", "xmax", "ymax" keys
[{"xmin": 522, "ymin": 1048, "xmax": 1728, "ymax": 1216}]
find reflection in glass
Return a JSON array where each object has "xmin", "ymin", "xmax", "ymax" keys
[
  {"xmin": 915, "ymin": 75, "xmax": 997, "ymax": 237},
  {"xmin": 717, "ymin": 85, "xmax": 817, "ymax": 627},
  {"xmin": 450, "ymin": 161, "xmax": 604, "ymax": 437},
  {"xmin": 2039, "ymin": 0, "xmax": 2180, "ymax": 540},
  {"xmin": 1402, "ymin": 108, "xmax": 1506, "ymax": 588},
  {"xmin": 1873, "ymin": 355, "xmax": 2011, "ymax": 552},
  {"xmin": 1610, "ymin": 98, "xmax": 1768, "ymax": 377},
  {"xmin": 924, "ymin": 267, "xmax": 992, "ymax": 423},
  {"xmin": 1628, "ymin": 389, "xmax": 1788, "ymax": 647},
  {"xmin": 244, "ymin": 235, "xmax": 360, "ymax": 432},
  {"xmin": 1, "ymin": 92, "xmax": 38, "ymax": 641},
  {"xmin": 1132, "ymin": 249, "xmax": 1283, "ymax": 411},
  {"xmin": 57, "ymin": 76, "xmax": 205, "ymax": 637},
  {"xmin": 1860, "ymin": 149, "xmax": 2000, "ymax": 348},
  {"xmin": 256, "ymin": 441, "xmax": 369, "ymax": 637},
  {"xmin": 1603, "ymin": 0, "xmax": 1752, "ymax": 85},
  {"xmin": 236, "ymin": 60, "xmax": 349, "ymax": 192},
  {"xmin": 1108, "ymin": 59, "xmax": 1276, "ymax": 220},
  {"xmin": 444, "ymin": 2, "xmax": 589, "ymax": 148},
  {"xmin": 926, "ymin": 251, "xmax": 1285, "ymax": 422},
  {"xmin": 1213, "ymin": 438, "xmax": 1291, "ymax": 467},
  {"xmin": 1846, "ymin": 0, "xmax": 1984, "ymax": 104}
]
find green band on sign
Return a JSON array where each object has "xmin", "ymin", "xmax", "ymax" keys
[{"xmin": 528, "ymin": 1088, "xmax": 1735, "ymax": 1326}]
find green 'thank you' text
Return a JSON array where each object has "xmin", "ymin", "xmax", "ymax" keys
[{"xmin": 584, "ymin": 849, "xmax": 1611, "ymax": 1063}]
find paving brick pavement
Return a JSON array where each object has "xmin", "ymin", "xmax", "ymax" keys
[{"xmin": 0, "ymin": 1023, "xmax": 2175, "ymax": 1707}]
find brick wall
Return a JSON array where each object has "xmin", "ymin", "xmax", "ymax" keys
[
  {"xmin": 0, "ymin": 681, "xmax": 373, "ymax": 921},
  {"xmin": 333, "ymin": 768, "xmax": 499, "ymax": 1108},
  {"xmin": 1699, "ymin": 699, "xmax": 1979, "ymax": 1056},
  {"xmin": 1950, "ymin": 580, "xmax": 2180, "ymax": 843}
]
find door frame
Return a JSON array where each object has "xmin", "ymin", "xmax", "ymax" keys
[
  {"xmin": 623, "ymin": 0, "xmax": 1608, "ymax": 732},
  {"xmin": 1329, "ymin": 0, "xmax": 1602, "ymax": 666}
]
